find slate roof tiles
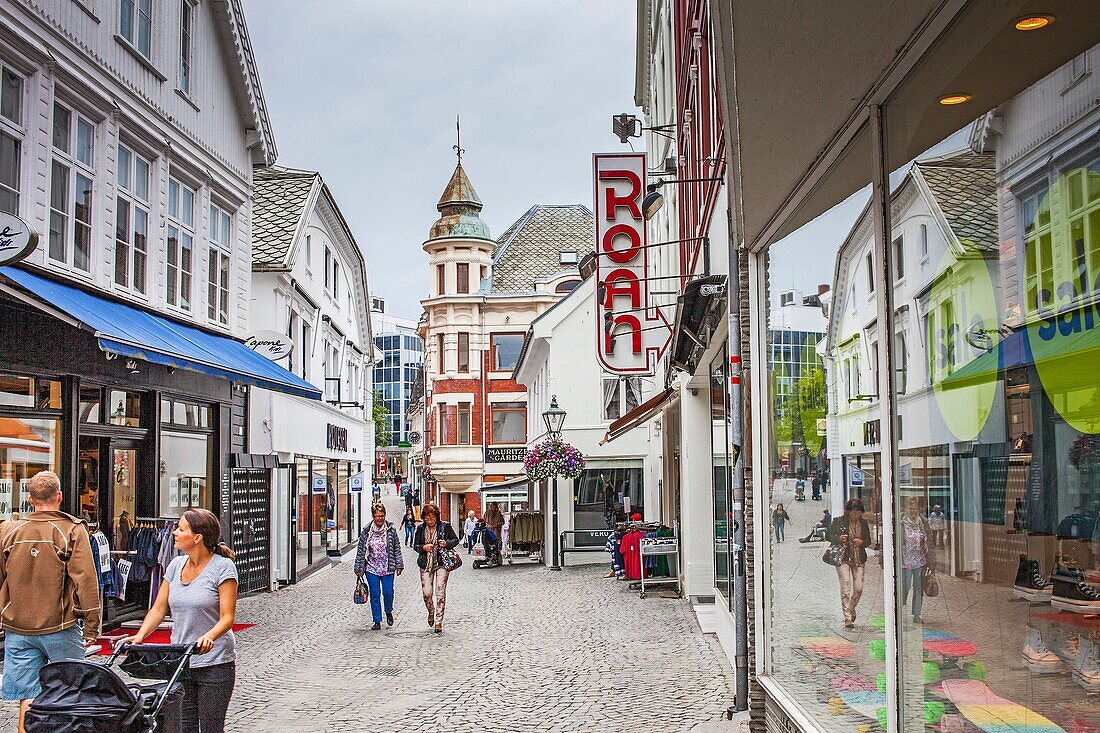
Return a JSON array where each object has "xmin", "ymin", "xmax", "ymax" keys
[{"xmin": 491, "ymin": 205, "xmax": 593, "ymax": 293}]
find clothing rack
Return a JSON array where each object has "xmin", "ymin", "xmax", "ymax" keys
[{"xmin": 134, "ymin": 516, "xmax": 175, "ymax": 527}]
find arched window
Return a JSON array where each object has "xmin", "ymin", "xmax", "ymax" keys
[{"xmin": 555, "ymin": 279, "xmax": 581, "ymax": 294}]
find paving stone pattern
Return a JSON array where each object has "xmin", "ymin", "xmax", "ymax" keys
[{"xmin": 2, "ymin": 490, "xmax": 735, "ymax": 732}]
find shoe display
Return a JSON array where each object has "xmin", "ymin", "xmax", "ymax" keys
[
  {"xmin": 1049, "ymin": 623, "xmax": 1080, "ymax": 665},
  {"xmin": 1051, "ymin": 560, "xmax": 1100, "ymax": 612},
  {"xmin": 1071, "ymin": 637, "xmax": 1100, "ymax": 692},
  {"xmin": 1021, "ymin": 625, "xmax": 1062, "ymax": 674},
  {"xmin": 1013, "ymin": 554, "xmax": 1053, "ymax": 601}
]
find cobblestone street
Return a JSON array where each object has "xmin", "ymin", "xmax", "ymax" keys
[{"xmin": 1, "ymin": 492, "xmax": 736, "ymax": 732}]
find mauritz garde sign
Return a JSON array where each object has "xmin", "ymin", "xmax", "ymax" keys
[{"xmin": 485, "ymin": 447, "xmax": 525, "ymax": 463}]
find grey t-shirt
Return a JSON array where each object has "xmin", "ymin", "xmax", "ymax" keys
[{"xmin": 166, "ymin": 554, "xmax": 238, "ymax": 668}]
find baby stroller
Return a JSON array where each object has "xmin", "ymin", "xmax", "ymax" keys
[
  {"xmin": 794, "ymin": 479, "xmax": 806, "ymax": 501},
  {"xmin": 25, "ymin": 642, "xmax": 195, "ymax": 733},
  {"xmin": 471, "ymin": 521, "xmax": 503, "ymax": 569}
]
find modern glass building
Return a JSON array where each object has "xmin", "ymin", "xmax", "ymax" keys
[{"xmin": 371, "ymin": 300, "xmax": 423, "ymax": 447}]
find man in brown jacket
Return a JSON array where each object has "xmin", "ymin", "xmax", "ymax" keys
[{"xmin": 0, "ymin": 470, "xmax": 100, "ymax": 733}]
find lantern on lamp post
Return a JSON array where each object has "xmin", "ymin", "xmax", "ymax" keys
[{"xmin": 542, "ymin": 396, "xmax": 567, "ymax": 570}]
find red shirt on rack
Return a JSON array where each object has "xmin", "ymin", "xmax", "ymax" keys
[{"xmin": 621, "ymin": 530, "xmax": 645, "ymax": 580}]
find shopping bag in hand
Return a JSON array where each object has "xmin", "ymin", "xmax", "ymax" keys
[{"xmin": 353, "ymin": 576, "xmax": 369, "ymax": 605}]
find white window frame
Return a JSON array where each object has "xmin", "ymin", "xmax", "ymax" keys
[
  {"xmin": 114, "ymin": 141, "xmax": 151, "ymax": 294},
  {"xmin": 119, "ymin": 0, "xmax": 154, "ymax": 59},
  {"xmin": 0, "ymin": 64, "xmax": 24, "ymax": 217},
  {"xmin": 49, "ymin": 101, "xmax": 96, "ymax": 274},
  {"xmin": 166, "ymin": 175, "xmax": 196, "ymax": 311},
  {"xmin": 602, "ymin": 376, "xmax": 642, "ymax": 421},
  {"xmin": 178, "ymin": 0, "xmax": 195, "ymax": 94},
  {"xmin": 207, "ymin": 202, "xmax": 232, "ymax": 326}
]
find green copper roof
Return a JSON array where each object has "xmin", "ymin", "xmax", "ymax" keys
[{"xmin": 428, "ymin": 163, "xmax": 491, "ymax": 241}]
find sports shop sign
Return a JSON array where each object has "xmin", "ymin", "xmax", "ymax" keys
[{"xmin": 593, "ymin": 153, "xmax": 671, "ymax": 375}]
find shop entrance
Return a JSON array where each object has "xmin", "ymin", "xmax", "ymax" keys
[{"xmin": 79, "ymin": 436, "xmax": 140, "ymax": 553}]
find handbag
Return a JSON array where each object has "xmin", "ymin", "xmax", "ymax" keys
[
  {"xmin": 922, "ymin": 566, "xmax": 940, "ymax": 597},
  {"xmin": 822, "ymin": 543, "xmax": 847, "ymax": 567},
  {"xmin": 438, "ymin": 525, "xmax": 463, "ymax": 571},
  {"xmin": 353, "ymin": 576, "xmax": 369, "ymax": 605}
]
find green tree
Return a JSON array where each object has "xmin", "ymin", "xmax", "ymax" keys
[
  {"xmin": 373, "ymin": 389, "xmax": 392, "ymax": 448},
  {"xmin": 773, "ymin": 366, "xmax": 827, "ymax": 465}
]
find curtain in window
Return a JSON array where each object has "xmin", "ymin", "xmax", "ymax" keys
[{"xmin": 602, "ymin": 378, "xmax": 620, "ymax": 420}]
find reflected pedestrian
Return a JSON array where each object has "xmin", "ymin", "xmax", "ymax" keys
[
  {"xmin": 902, "ymin": 497, "xmax": 935, "ymax": 624},
  {"xmin": 772, "ymin": 503, "xmax": 792, "ymax": 542},
  {"xmin": 414, "ymin": 504, "xmax": 459, "ymax": 634},
  {"xmin": 400, "ymin": 508, "xmax": 417, "ymax": 547},
  {"xmin": 353, "ymin": 504, "xmax": 404, "ymax": 630},
  {"xmin": 928, "ymin": 504, "xmax": 946, "ymax": 548},
  {"xmin": 828, "ymin": 498, "xmax": 872, "ymax": 629}
]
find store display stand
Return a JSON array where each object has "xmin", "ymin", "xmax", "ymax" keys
[{"xmin": 638, "ymin": 536, "xmax": 680, "ymax": 599}]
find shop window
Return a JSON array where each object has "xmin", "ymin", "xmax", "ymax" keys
[
  {"xmin": 48, "ymin": 103, "xmax": 93, "ymax": 273},
  {"xmin": 0, "ymin": 374, "xmax": 61, "ymax": 411},
  {"xmin": 115, "ymin": 143, "xmax": 151, "ymax": 294},
  {"xmin": 0, "ymin": 417, "xmax": 61, "ymax": 519},
  {"xmin": 490, "ymin": 402, "xmax": 526, "ymax": 444},
  {"xmin": 573, "ymin": 464, "xmax": 643, "ymax": 535},
  {"xmin": 490, "ymin": 333, "xmax": 523, "ymax": 372},
  {"xmin": 159, "ymin": 431, "xmax": 211, "ymax": 518},
  {"xmin": 81, "ymin": 386, "xmax": 102, "ymax": 422},
  {"xmin": 107, "ymin": 390, "xmax": 142, "ymax": 427},
  {"xmin": 166, "ymin": 176, "xmax": 195, "ymax": 311}
]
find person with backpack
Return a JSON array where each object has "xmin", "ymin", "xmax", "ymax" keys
[{"xmin": 0, "ymin": 471, "xmax": 100, "ymax": 733}]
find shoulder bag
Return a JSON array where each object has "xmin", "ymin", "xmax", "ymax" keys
[
  {"xmin": 438, "ymin": 524, "xmax": 463, "ymax": 571},
  {"xmin": 821, "ymin": 522, "xmax": 847, "ymax": 566},
  {"xmin": 922, "ymin": 566, "xmax": 940, "ymax": 597}
]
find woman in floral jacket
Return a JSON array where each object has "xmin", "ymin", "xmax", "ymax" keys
[{"xmin": 353, "ymin": 503, "xmax": 404, "ymax": 630}]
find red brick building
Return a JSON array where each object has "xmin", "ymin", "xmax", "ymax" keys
[{"xmin": 419, "ymin": 161, "xmax": 590, "ymax": 526}]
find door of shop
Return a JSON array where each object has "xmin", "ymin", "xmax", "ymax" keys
[{"xmin": 230, "ymin": 468, "xmax": 271, "ymax": 595}]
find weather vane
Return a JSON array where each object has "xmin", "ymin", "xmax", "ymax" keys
[{"xmin": 453, "ymin": 115, "xmax": 464, "ymax": 164}]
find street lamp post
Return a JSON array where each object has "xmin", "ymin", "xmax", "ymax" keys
[{"xmin": 542, "ymin": 396, "xmax": 567, "ymax": 571}]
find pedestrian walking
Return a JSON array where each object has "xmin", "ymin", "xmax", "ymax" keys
[
  {"xmin": 0, "ymin": 471, "xmax": 100, "ymax": 733},
  {"xmin": 827, "ymin": 498, "xmax": 872, "ymax": 629},
  {"xmin": 353, "ymin": 504, "xmax": 404, "ymax": 630},
  {"xmin": 901, "ymin": 497, "xmax": 936, "ymax": 623},
  {"xmin": 404, "ymin": 487, "xmax": 415, "ymax": 512},
  {"xmin": 414, "ymin": 503, "xmax": 459, "ymax": 634},
  {"xmin": 126, "ymin": 508, "xmax": 239, "ymax": 733},
  {"xmin": 927, "ymin": 504, "xmax": 946, "ymax": 548},
  {"xmin": 811, "ymin": 472, "xmax": 821, "ymax": 501},
  {"xmin": 463, "ymin": 510, "xmax": 477, "ymax": 554},
  {"xmin": 771, "ymin": 503, "xmax": 792, "ymax": 542},
  {"xmin": 400, "ymin": 508, "xmax": 417, "ymax": 547},
  {"xmin": 484, "ymin": 503, "xmax": 504, "ymax": 548}
]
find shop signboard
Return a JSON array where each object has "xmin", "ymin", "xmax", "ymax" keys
[
  {"xmin": 485, "ymin": 447, "xmax": 525, "ymax": 463},
  {"xmin": 593, "ymin": 152, "xmax": 671, "ymax": 375},
  {"xmin": 375, "ymin": 452, "xmax": 387, "ymax": 476},
  {"xmin": 349, "ymin": 471, "xmax": 365, "ymax": 492},
  {"xmin": 849, "ymin": 467, "xmax": 864, "ymax": 488},
  {"xmin": 311, "ymin": 474, "xmax": 327, "ymax": 494},
  {"xmin": 245, "ymin": 330, "xmax": 293, "ymax": 361},
  {"xmin": 0, "ymin": 212, "xmax": 39, "ymax": 267}
]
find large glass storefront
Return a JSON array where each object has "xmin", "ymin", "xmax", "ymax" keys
[
  {"xmin": 292, "ymin": 455, "xmax": 361, "ymax": 578},
  {"xmin": 759, "ymin": 45, "xmax": 1100, "ymax": 733}
]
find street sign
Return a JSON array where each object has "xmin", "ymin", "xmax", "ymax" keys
[
  {"xmin": 849, "ymin": 467, "xmax": 864, "ymax": 488},
  {"xmin": 349, "ymin": 471, "xmax": 365, "ymax": 492},
  {"xmin": 0, "ymin": 212, "xmax": 39, "ymax": 267},
  {"xmin": 312, "ymin": 474, "xmax": 327, "ymax": 494},
  {"xmin": 593, "ymin": 152, "xmax": 671, "ymax": 375}
]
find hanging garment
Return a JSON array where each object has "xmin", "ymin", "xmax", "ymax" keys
[
  {"xmin": 149, "ymin": 523, "xmax": 179, "ymax": 605},
  {"xmin": 606, "ymin": 532, "xmax": 624, "ymax": 579},
  {"xmin": 89, "ymin": 531, "xmax": 117, "ymax": 598},
  {"xmin": 621, "ymin": 530, "xmax": 644, "ymax": 581},
  {"xmin": 115, "ymin": 558, "xmax": 132, "ymax": 601}
]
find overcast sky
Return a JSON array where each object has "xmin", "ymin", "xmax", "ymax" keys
[{"xmin": 241, "ymin": 1, "xmax": 642, "ymax": 319}]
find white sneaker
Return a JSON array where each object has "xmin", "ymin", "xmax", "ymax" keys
[
  {"xmin": 1021, "ymin": 625, "xmax": 1062, "ymax": 673},
  {"xmin": 1071, "ymin": 636, "xmax": 1100, "ymax": 692},
  {"xmin": 1049, "ymin": 623, "xmax": 1080, "ymax": 665}
]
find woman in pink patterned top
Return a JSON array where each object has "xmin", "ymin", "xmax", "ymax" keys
[{"xmin": 353, "ymin": 504, "xmax": 404, "ymax": 630}]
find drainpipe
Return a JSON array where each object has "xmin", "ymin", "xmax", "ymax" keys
[{"xmin": 727, "ymin": 241, "xmax": 749, "ymax": 713}]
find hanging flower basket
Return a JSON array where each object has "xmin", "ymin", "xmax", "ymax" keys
[
  {"xmin": 524, "ymin": 439, "xmax": 585, "ymax": 481},
  {"xmin": 420, "ymin": 465, "xmax": 434, "ymax": 481},
  {"xmin": 1069, "ymin": 434, "xmax": 1100, "ymax": 469}
]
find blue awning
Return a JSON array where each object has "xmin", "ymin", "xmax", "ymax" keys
[{"xmin": 0, "ymin": 266, "xmax": 321, "ymax": 400}]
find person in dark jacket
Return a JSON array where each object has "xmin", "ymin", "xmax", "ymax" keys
[
  {"xmin": 353, "ymin": 504, "xmax": 404, "ymax": 630},
  {"xmin": 826, "ymin": 498, "xmax": 873, "ymax": 629},
  {"xmin": 400, "ymin": 508, "xmax": 417, "ymax": 547},
  {"xmin": 413, "ymin": 503, "xmax": 459, "ymax": 634}
]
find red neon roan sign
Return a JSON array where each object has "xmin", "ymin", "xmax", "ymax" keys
[{"xmin": 594, "ymin": 153, "xmax": 671, "ymax": 375}]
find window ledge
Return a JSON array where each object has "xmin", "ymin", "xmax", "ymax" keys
[
  {"xmin": 174, "ymin": 88, "xmax": 200, "ymax": 112},
  {"xmin": 114, "ymin": 35, "xmax": 167, "ymax": 81},
  {"xmin": 1062, "ymin": 70, "xmax": 1091, "ymax": 96},
  {"xmin": 71, "ymin": 0, "xmax": 100, "ymax": 22}
]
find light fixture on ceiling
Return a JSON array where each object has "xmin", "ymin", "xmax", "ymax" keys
[
  {"xmin": 937, "ymin": 94, "xmax": 973, "ymax": 106},
  {"xmin": 1013, "ymin": 14, "xmax": 1054, "ymax": 31}
]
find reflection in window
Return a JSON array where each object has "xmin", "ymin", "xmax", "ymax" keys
[{"xmin": 0, "ymin": 418, "xmax": 61, "ymax": 519}]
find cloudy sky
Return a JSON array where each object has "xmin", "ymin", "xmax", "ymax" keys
[{"xmin": 241, "ymin": 1, "xmax": 642, "ymax": 319}]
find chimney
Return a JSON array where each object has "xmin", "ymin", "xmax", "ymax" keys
[{"xmin": 818, "ymin": 283, "xmax": 830, "ymax": 295}]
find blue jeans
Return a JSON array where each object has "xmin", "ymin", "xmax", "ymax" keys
[
  {"xmin": 773, "ymin": 520, "xmax": 785, "ymax": 542},
  {"xmin": 404, "ymin": 525, "xmax": 415, "ymax": 545},
  {"xmin": 365, "ymin": 571, "xmax": 395, "ymax": 623},
  {"xmin": 902, "ymin": 565, "xmax": 925, "ymax": 617},
  {"xmin": 2, "ymin": 627, "xmax": 84, "ymax": 700}
]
